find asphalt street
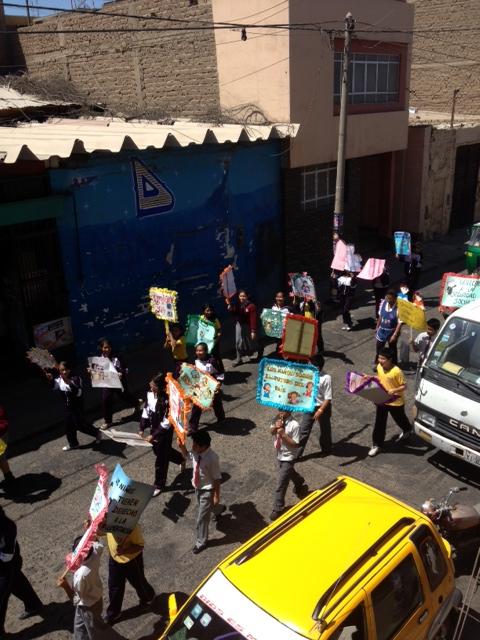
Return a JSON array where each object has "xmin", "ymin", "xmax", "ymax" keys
[{"xmin": 2, "ymin": 259, "xmax": 479, "ymax": 640}]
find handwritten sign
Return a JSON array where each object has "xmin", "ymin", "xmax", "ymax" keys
[
  {"xmin": 439, "ymin": 273, "xmax": 480, "ymax": 312},
  {"xmin": 281, "ymin": 314, "xmax": 318, "ymax": 361},
  {"xmin": 260, "ymin": 308, "xmax": 285, "ymax": 339},
  {"xmin": 394, "ymin": 231, "xmax": 411, "ymax": 256},
  {"xmin": 219, "ymin": 265, "xmax": 237, "ymax": 300},
  {"xmin": 149, "ymin": 287, "xmax": 178, "ymax": 322},
  {"xmin": 256, "ymin": 358, "xmax": 319, "ymax": 413},
  {"xmin": 88, "ymin": 356, "xmax": 123, "ymax": 389},
  {"xmin": 185, "ymin": 315, "xmax": 217, "ymax": 352},
  {"xmin": 344, "ymin": 371, "xmax": 396, "ymax": 405},
  {"xmin": 397, "ymin": 298, "xmax": 427, "ymax": 331},
  {"xmin": 289, "ymin": 273, "xmax": 316, "ymax": 300},
  {"xmin": 177, "ymin": 363, "xmax": 220, "ymax": 410},
  {"xmin": 106, "ymin": 464, "xmax": 154, "ymax": 537},
  {"xmin": 26, "ymin": 347, "xmax": 57, "ymax": 371},
  {"xmin": 166, "ymin": 373, "xmax": 191, "ymax": 444},
  {"xmin": 357, "ymin": 258, "xmax": 386, "ymax": 281}
]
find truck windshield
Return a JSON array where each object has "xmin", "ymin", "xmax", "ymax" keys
[
  {"xmin": 165, "ymin": 596, "xmax": 247, "ymax": 639},
  {"xmin": 425, "ymin": 317, "xmax": 480, "ymax": 392}
]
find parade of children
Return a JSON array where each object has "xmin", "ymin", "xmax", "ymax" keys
[{"xmin": 1, "ymin": 234, "xmax": 462, "ymax": 639}]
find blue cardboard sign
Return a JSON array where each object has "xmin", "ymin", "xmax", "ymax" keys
[
  {"xmin": 256, "ymin": 358, "xmax": 319, "ymax": 413},
  {"xmin": 106, "ymin": 463, "xmax": 154, "ymax": 536}
]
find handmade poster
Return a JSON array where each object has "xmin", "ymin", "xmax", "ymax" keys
[
  {"xmin": 177, "ymin": 363, "xmax": 219, "ymax": 410},
  {"xmin": 149, "ymin": 287, "xmax": 178, "ymax": 322},
  {"xmin": 281, "ymin": 314, "xmax": 318, "ymax": 361},
  {"xmin": 260, "ymin": 308, "xmax": 285, "ymax": 339},
  {"xmin": 344, "ymin": 371, "xmax": 396, "ymax": 406},
  {"xmin": 345, "ymin": 244, "xmax": 362, "ymax": 272},
  {"xmin": 101, "ymin": 429, "xmax": 152, "ymax": 447},
  {"xmin": 256, "ymin": 358, "xmax": 319, "ymax": 413},
  {"xmin": 185, "ymin": 315, "xmax": 216, "ymax": 352},
  {"xmin": 331, "ymin": 239, "xmax": 347, "ymax": 271},
  {"xmin": 33, "ymin": 316, "xmax": 73, "ymax": 350},
  {"xmin": 219, "ymin": 265, "xmax": 237, "ymax": 300},
  {"xmin": 65, "ymin": 464, "xmax": 109, "ymax": 572},
  {"xmin": 166, "ymin": 373, "xmax": 191, "ymax": 444},
  {"xmin": 289, "ymin": 273, "xmax": 316, "ymax": 301},
  {"xmin": 357, "ymin": 258, "xmax": 386, "ymax": 281},
  {"xmin": 394, "ymin": 231, "xmax": 411, "ymax": 256},
  {"xmin": 397, "ymin": 298, "xmax": 427, "ymax": 331},
  {"xmin": 88, "ymin": 356, "xmax": 123, "ymax": 389},
  {"xmin": 439, "ymin": 272, "xmax": 480, "ymax": 312},
  {"xmin": 26, "ymin": 347, "xmax": 57, "ymax": 371},
  {"xmin": 106, "ymin": 463, "xmax": 154, "ymax": 537}
]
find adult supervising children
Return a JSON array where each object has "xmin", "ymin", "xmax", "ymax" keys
[{"xmin": 227, "ymin": 290, "xmax": 257, "ymax": 366}]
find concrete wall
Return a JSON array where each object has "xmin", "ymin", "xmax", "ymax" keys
[
  {"xmin": 18, "ymin": 0, "xmax": 220, "ymax": 119},
  {"xmin": 213, "ymin": 0, "xmax": 414, "ymax": 168},
  {"xmin": 410, "ymin": 0, "xmax": 480, "ymax": 116}
]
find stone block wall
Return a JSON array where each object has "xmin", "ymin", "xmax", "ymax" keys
[
  {"xmin": 18, "ymin": 0, "xmax": 220, "ymax": 119},
  {"xmin": 410, "ymin": 0, "xmax": 480, "ymax": 116}
]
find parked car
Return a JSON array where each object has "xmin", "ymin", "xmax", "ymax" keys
[{"xmin": 160, "ymin": 475, "xmax": 461, "ymax": 640}]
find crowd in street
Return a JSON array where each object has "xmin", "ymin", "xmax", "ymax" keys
[{"xmin": 1, "ymin": 243, "xmax": 446, "ymax": 639}]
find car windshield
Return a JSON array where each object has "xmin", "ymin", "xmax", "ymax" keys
[
  {"xmin": 426, "ymin": 318, "xmax": 480, "ymax": 390},
  {"xmin": 165, "ymin": 596, "xmax": 247, "ymax": 639}
]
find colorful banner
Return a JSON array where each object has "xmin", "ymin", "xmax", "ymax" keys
[
  {"xmin": 65, "ymin": 464, "xmax": 109, "ymax": 572},
  {"xmin": 177, "ymin": 363, "xmax": 220, "ymax": 410},
  {"xmin": 281, "ymin": 314, "xmax": 318, "ymax": 361},
  {"xmin": 357, "ymin": 258, "xmax": 386, "ymax": 281},
  {"xmin": 33, "ymin": 316, "xmax": 73, "ymax": 350},
  {"xmin": 106, "ymin": 464, "xmax": 154, "ymax": 537},
  {"xmin": 166, "ymin": 373, "xmax": 191, "ymax": 444},
  {"xmin": 331, "ymin": 239, "xmax": 347, "ymax": 271},
  {"xmin": 185, "ymin": 315, "xmax": 216, "ymax": 352},
  {"xmin": 219, "ymin": 265, "xmax": 237, "ymax": 300},
  {"xmin": 149, "ymin": 287, "xmax": 178, "ymax": 322},
  {"xmin": 256, "ymin": 358, "xmax": 319, "ymax": 412},
  {"xmin": 394, "ymin": 231, "xmax": 411, "ymax": 256},
  {"xmin": 344, "ymin": 371, "xmax": 396, "ymax": 406},
  {"xmin": 26, "ymin": 347, "xmax": 57, "ymax": 371},
  {"xmin": 88, "ymin": 356, "xmax": 123, "ymax": 389},
  {"xmin": 439, "ymin": 272, "xmax": 480, "ymax": 311},
  {"xmin": 397, "ymin": 298, "xmax": 427, "ymax": 331},
  {"xmin": 289, "ymin": 273, "xmax": 316, "ymax": 300},
  {"xmin": 260, "ymin": 308, "xmax": 285, "ymax": 339},
  {"xmin": 102, "ymin": 430, "xmax": 152, "ymax": 447}
]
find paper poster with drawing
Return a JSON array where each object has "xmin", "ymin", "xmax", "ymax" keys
[
  {"xmin": 26, "ymin": 347, "xmax": 57, "ymax": 371},
  {"xmin": 219, "ymin": 265, "xmax": 237, "ymax": 300},
  {"xmin": 394, "ymin": 231, "xmax": 411, "ymax": 256},
  {"xmin": 256, "ymin": 358, "xmax": 319, "ymax": 413},
  {"xmin": 397, "ymin": 298, "xmax": 427, "ymax": 331},
  {"xmin": 149, "ymin": 287, "xmax": 178, "ymax": 322},
  {"xmin": 281, "ymin": 314, "xmax": 318, "ymax": 361},
  {"xmin": 185, "ymin": 315, "xmax": 216, "ymax": 352},
  {"xmin": 289, "ymin": 273, "xmax": 316, "ymax": 300},
  {"xmin": 177, "ymin": 363, "xmax": 220, "ymax": 410},
  {"xmin": 345, "ymin": 371, "xmax": 397, "ymax": 405},
  {"xmin": 260, "ymin": 308, "xmax": 285, "ymax": 339},
  {"xmin": 88, "ymin": 356, "xmax": 123, "ymax": 389},
  {"xmin": 166, "ymin": 373, "xmax": 191, "ymax": 444},
  {"xmin": 106, "ymin": 464, "xmax": 154, "ymax": 537},
  {"xmin": 439, "ymin": 272, "xmax": 480, "ymax": 312}
]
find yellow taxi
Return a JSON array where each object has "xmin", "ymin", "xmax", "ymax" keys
[{"xmin": 161, "ymin": 476, "xmax": 460, "ymax": 640}]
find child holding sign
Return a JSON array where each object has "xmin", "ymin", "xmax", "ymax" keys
[
  {"xmin": 188, "ymin": 343, "xmax": 225, "ymax": 432},
  {"xmin": 164, "ymin": 323, "xmax": 188, "ymax": 379}
]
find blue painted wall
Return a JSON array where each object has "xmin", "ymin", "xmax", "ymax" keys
[{"xmin": 50, "ymin": 141, "xmax": 284, "ymax": 358}]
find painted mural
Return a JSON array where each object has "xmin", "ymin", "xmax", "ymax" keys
[{"xmin": 49, "ymin": 142, "xmax": 283, "ymax": 356}]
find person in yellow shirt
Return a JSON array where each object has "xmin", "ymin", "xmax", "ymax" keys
[
  {"xmin": 368, "ymin": 348, "xmax": 412, "ymax": 457},
  {"xmin": 164, "ymin": 323, "xmax": 187, "ymax": 378},
  {"xmin": 104, "ymin": 524, "xmax": 155, "ymax": 625}
]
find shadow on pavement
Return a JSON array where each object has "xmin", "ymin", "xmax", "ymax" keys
[
  {"xmin": 427, "ymin": 451, "xmax": 480, "ymax": 490},
  {"xmin": 209, "ymin": 500, "xmax": 267, "ymax": 548},
  {"xmin": 322, "ymin": 350, "xmax": 355, "ymax": 365},
  {"xmin": 7, "ymin": 600, "xmax": 73, "ymax": 639},
  {"xmin": 223, "ymin": 370, "xmax": 251, "ymax": 386},
  {"xmin": 136, "ymin": 591, "xmax": 189, "ymax": 640},
  {"xmin": 207, "ymin": 417, "xmax": 256, "ymax": 437},
  {"xmin": 0, "ymin": 472, "xmax": 61, "ymax": 504}
]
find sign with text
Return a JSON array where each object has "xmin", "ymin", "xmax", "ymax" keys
[
  {"xmin": 106, "ymin": 464, "xmax": 154, "ymax": 537},
  {"xmin": 166, "ymin": 373, "xmax": 191, "ymax": 444},
  {"xmin": 177, "ymin": 363, "xmax": 220, "ymax": 410},
  {"xmin": 397, "ymin": 298, "xmax": 427, "ymax": 331},
  {"xmin": 33, "ymin": 316, "xmax": 73, "ymax": 351},
  {"xmin": 260, "ymin": 308, "xmax": 285, "ymax": 339},
  {"xmin": 394, "ymin": 231, "xmax": 411, "ymax": 256},
  {"xmin": 185, "ymin": 315, "xmax": 216, "ymax": 352},
  {"xmin": 88, "ymin": 356, "xmax": 123, "ymax": 389},
  {"xmin": 281, "ymin": 314, "xmax": 318, "ymax": 361},
  {"xmin": 256, "ymin": 358, "xmax": 319, "ymax": 413},
  {"xmin": 439, "ymin": 272, "xmax": 480, "ymax": 312},
  {"xmin": 149, "ymin": 287, "xmax": 178, "ymax": 322}
]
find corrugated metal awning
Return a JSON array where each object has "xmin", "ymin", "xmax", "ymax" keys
[{"xmin": 0, "ymin": 117, "xmax": 299, "ymax": 163}]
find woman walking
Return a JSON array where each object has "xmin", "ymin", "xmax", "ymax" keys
[
  {"xmin": 374, "ymin": 289, "xmax": 402, "ymax": 365},
  {"xmin": 228, "ymin": 290, "xmax": 257, "ymax": 366}
]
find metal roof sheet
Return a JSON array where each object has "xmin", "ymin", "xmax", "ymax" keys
[{"xmin": 0, "ymin": 117, "xmax": 299, "ymax": 163}]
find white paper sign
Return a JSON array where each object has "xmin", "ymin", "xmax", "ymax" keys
[{"xmin": 88, "ymin": 356, "xmax": 123, "ymax": 389}]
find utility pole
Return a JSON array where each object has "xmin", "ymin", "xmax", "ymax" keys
[
  {"xmin": 333, "ymin": 12, "xmax": 355, "ymax": 247},
  {"xmin": 450, "ymin": 88, "xmax": 460, "ymax": 128}
]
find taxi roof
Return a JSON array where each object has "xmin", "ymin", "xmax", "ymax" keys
[{"xmin": 219, "ymin": 476, "xmax": 424, "ymax": 637}]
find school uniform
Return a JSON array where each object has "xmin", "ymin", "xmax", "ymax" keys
[
  {"xmin": 297, "ymin": 372, "xmax": 333, "ymax": 456},
  {"xmin": 189, "ymin": 357, "xmax": 225, "ymax": 431},
  {"xmin": 100, "ymin": 356, "xmax": 138, "ymax": 424},
  {"xmin": 338, "ymin": 275, "xmax": 357, "ymax": 329},
  {"xmin": 140, "ymin": 390, "xmax": 184, "ymax": 490},
  {"xmin": 52, "ymin": 374, "xmax": 99, "ymax": 448},
  {"xmin": 372, "ymin": 270, "xmax": 390, "ymax": 318},
  {"xmin": 200, "ymin": 315, "xmax": 222, "ymax": 360},
  {"xmin": 272, "ymin": 416, "xmax": 306, "ymax": 516},
  {"xmin": 258, "ymin": 303, "xmax": 291, "ymax": 360},
  {"xmin": 230, "ymin": 302, "xmax": 257, "ymax": 360},
  {"xmin": 188, "ymin": 447, "xmax": 222, "ymax": 548}
]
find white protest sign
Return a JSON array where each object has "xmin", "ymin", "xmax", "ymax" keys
[{"xmin": 88, "ymin": 356, "xmax": 123, "ymax": 389}]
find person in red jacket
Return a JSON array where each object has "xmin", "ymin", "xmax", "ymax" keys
[
  {"xmin": 227, "ymin": 290, "xmax": 258, "ymax": 366},
  {"xmin": 0, "ymin": 405, "xmax": 15, "ymax": 488}
]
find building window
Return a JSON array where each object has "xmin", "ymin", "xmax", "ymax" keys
[
  {"xmin": 301, "ymin": 164, "xmax": 336, "ymax": 210},
  {"xmin": 334, "ymin": 52, "xmax": 400, "ymax": 105}
]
